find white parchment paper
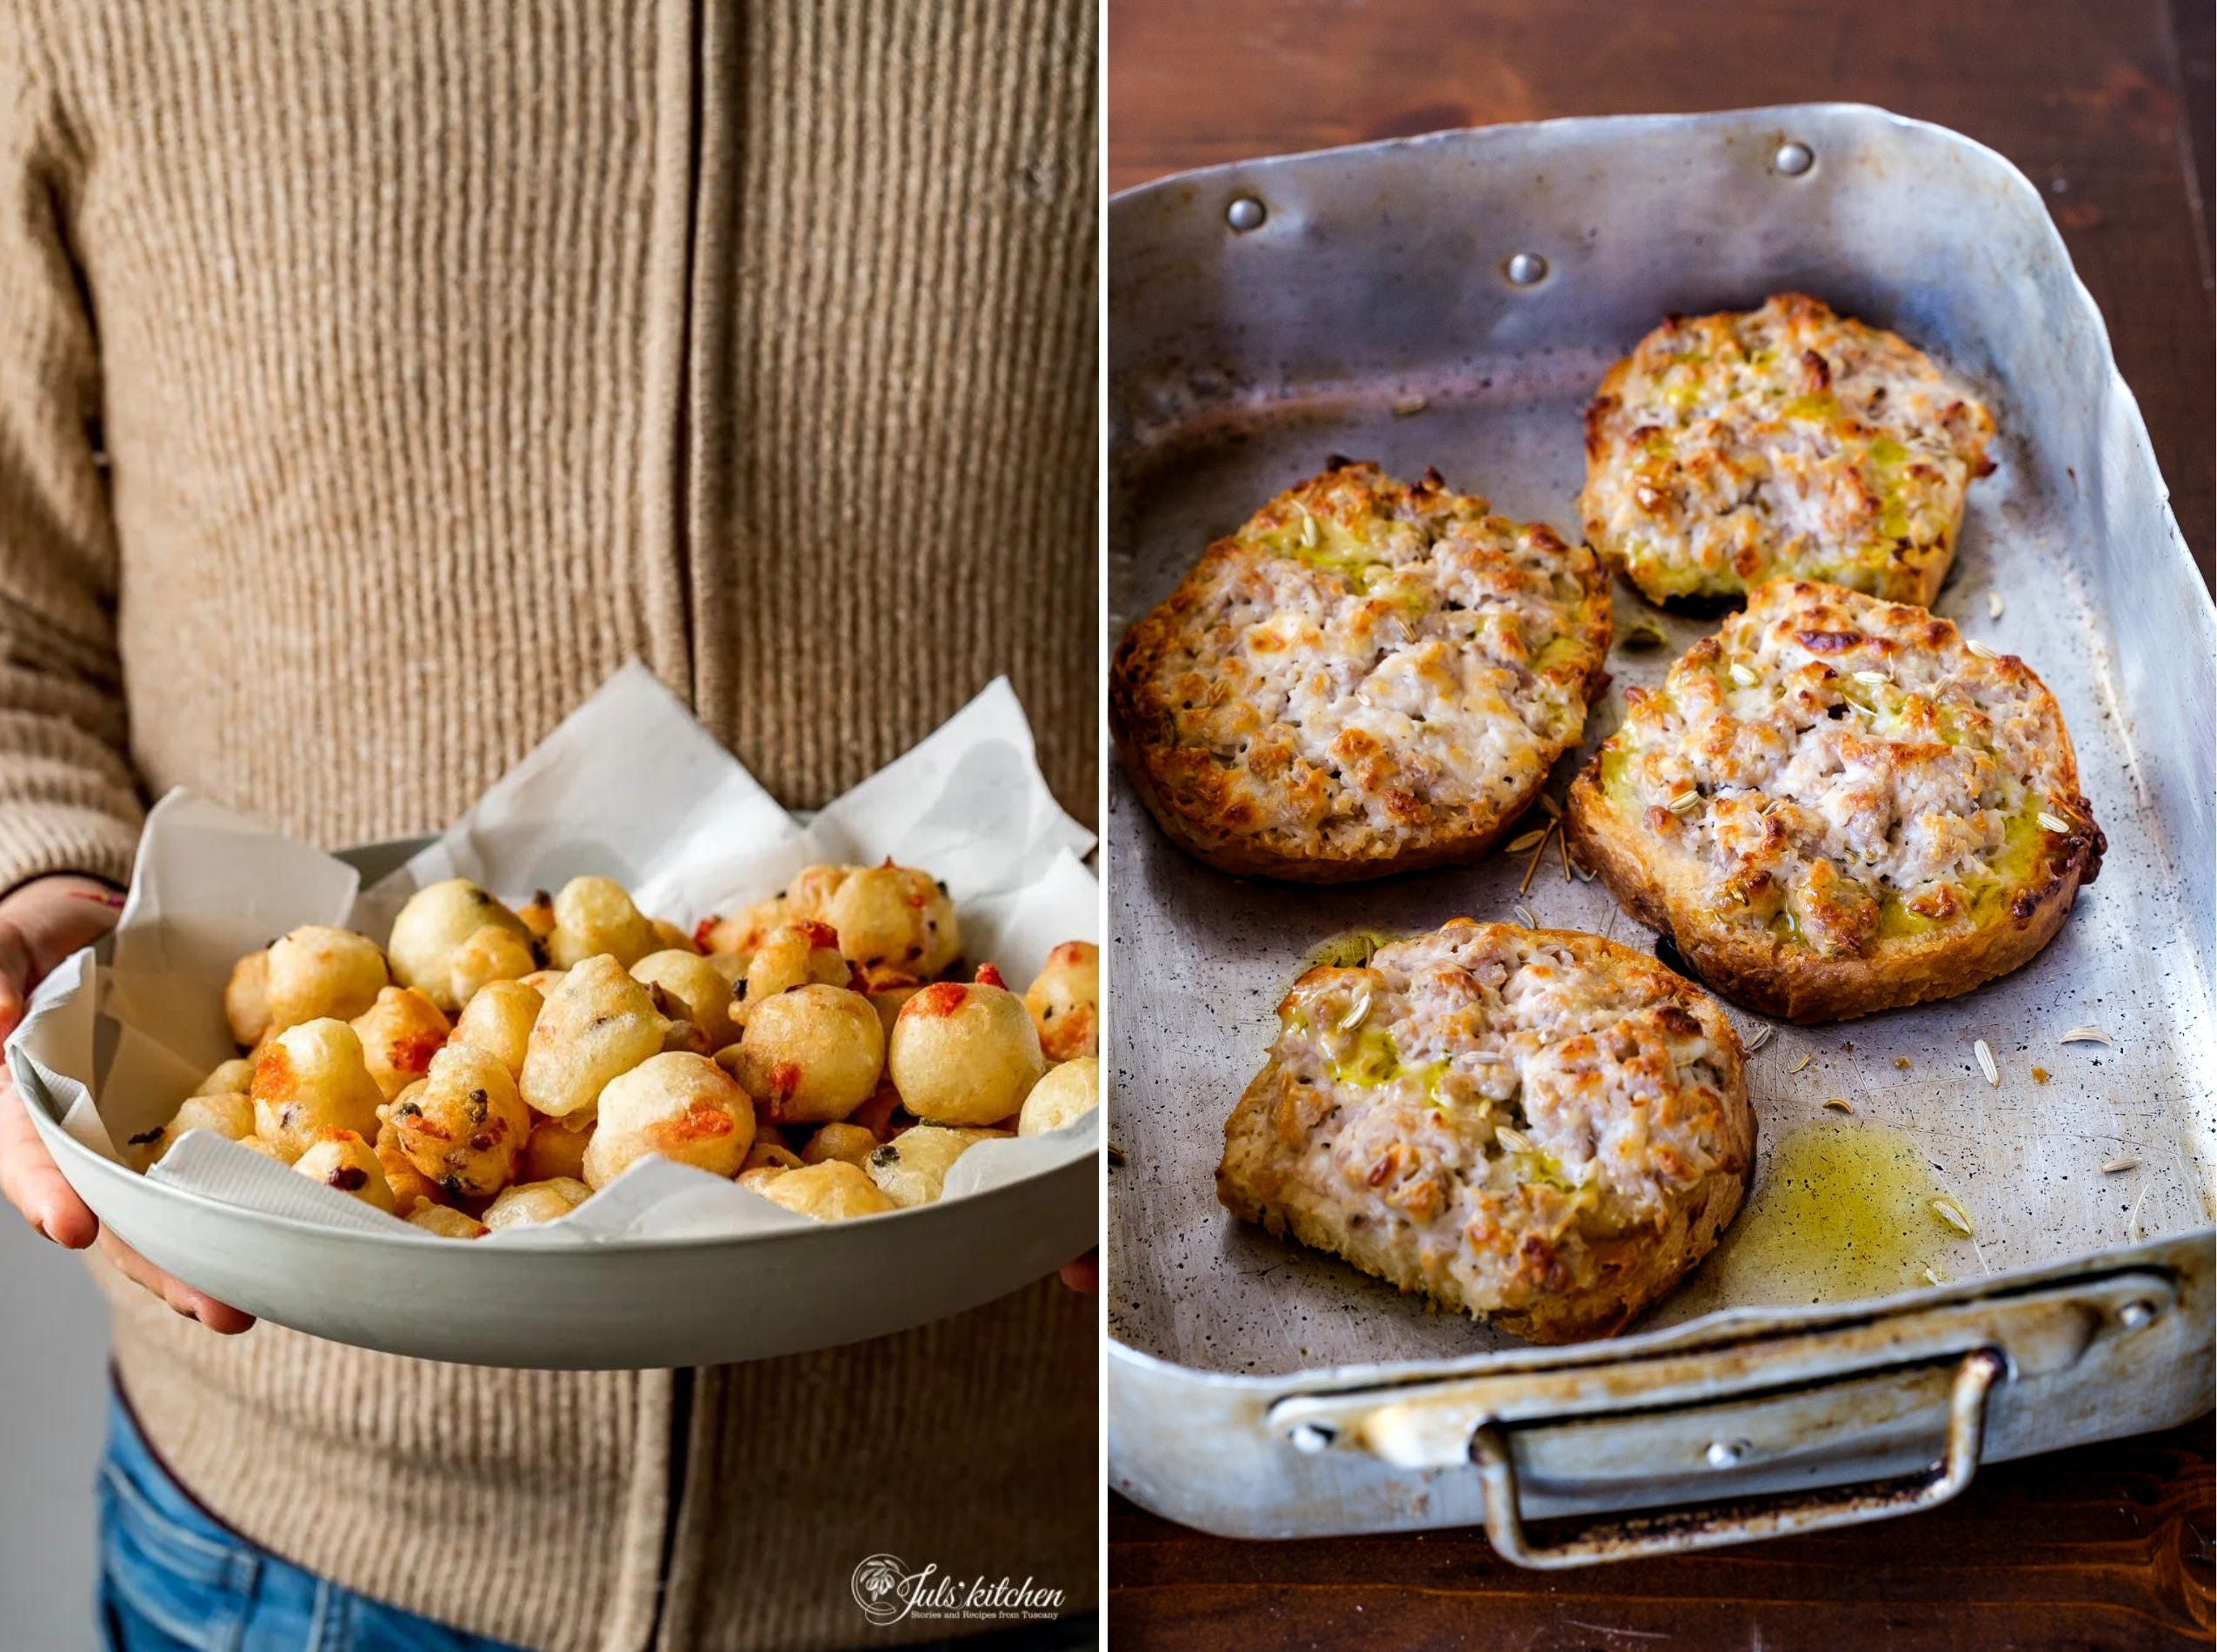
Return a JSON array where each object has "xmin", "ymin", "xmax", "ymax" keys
[{"xmin": 10, "ymin": 665, "xmax": 1100, "ymax": 1243}]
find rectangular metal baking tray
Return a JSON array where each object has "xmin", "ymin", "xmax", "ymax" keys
[{"xmin": 1106, "ymin": 104, "xmax": 2215, "ymax": 1562}]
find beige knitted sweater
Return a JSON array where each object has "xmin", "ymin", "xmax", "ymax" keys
[{"xmin": 0, "ymin": 3, "xmax": 1098, "ymax": 1649}]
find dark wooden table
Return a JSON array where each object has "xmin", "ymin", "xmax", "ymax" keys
[{"xmin": 1106, "ymin": 1, "xmax": 2216, "ymax": 1644}]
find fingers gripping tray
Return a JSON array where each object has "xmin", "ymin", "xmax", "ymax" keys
[{"xmin": 1106, "ymin": 105, "xmax": 2215, "ymax": 1561}]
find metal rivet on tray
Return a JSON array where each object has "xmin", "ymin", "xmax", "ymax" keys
[
  {"xmin": 2118, "ymin": 1299, "xmax": 2159, "ymax": 1332},
  {"xmin": 1503, "ymin": 251, "xmax": 1548, "ymax": 286},
  {"xmin": 1226, "ymin": 196, "xmax": 1267, "ymax": 232},
  {"xmin": 1288, "ymin": 1421, "xmax": 1336, "ymax": 1454},
  {"xmin": 1773, "ymin": 140, "xmax": 1814, "ymax": 177},
  {"xmin": 1704, "ymin": 1438, "xmax": 1752, "ymax": 1468}
]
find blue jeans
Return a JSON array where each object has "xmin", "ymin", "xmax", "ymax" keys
[{"xmin": 97, "ymin": 1387, "xmax": 522, "ymax": 1652}]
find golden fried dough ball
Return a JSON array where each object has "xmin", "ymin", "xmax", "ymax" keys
[
  {"xmin": 482, "ymin": 1177, "xmax": 592, "ymax": 1230},
  {"xmin": 373, "ymin": 1108, "xmax": 443, "ymax": 1214},
  {"xmin": 582, "ymin": 1053, "xmax": 755, "ymax": 1189},
  {"xmin": 741, "ymin": 921, "xmax": 849, "ymax": 1009},
  {"xmin": 518, "ymin": 968, "xmax": 567, "ymax": 996},
  {"xmin": 518, "ymin": 955, "xmax": 669, "ymax": 1121},
  {"xmin": 129, "ymin": 1090, "xmax": 256, "ymax": 1170},
  {"xmin": 389, "ymin": 1042, "xmax": 531, "ymax": 1200},
  {"xmin": 224, "ymin": 950, "xmax": 271, "ymax": 1047},
  {"xmin": 742, "ymin": 1136, "xmax": 806, "ymax": 1172},
  {"xmin": 631, "ymin": 950, "xmax": 740, "ymax": 1050},
  {"xmin": 264, "ymin": 925, "xmax": 389, "ymax": 1035},
  {"xmin": 782, "ymin": 865, "xmax": 852, "ymax": 922},
  {"xmin": 1025, "ymin": 942, "xmax": 1100, "ymax": 1062},
  {"xmin": 407, "ymin": 1204, "xmax": 488, "ymax": 1239},
  {"xmin": 290, "ymin": 1129, "xmax": 396, "ymax": 1212},
  {"xmin": 887, "ymin": 976, "xmax": 1047, "ymax": 1126},
  {"xmin": 251, "ymin": 1019, "xmax": 386, "ymax": 1162},
  {"xmin": 387, "ymin": 880, "xmax": 532, "ymax": 1012},
  {"xmin": 447, "ymin": 924, "xmax": 536, "ymax": 1008},
  {"xmin": 236, "ymin": 1136, "xmax": 284, "ymax": 1162},
  {"xmin": 1019, "ymin": 1056, "xmax": 1100, "ymax": 1136},
  {"xmin": 350, "ymin": 986, "xmax": 451, "ymax": 1102},
  {"xmin": 704, "ymin": 952, "xmax": 748, "ymax": 989},
  {"xmin": 515, "ymin": 889, "xmax": 556, "ymax": 946},
  {"xmin": 547, "ymin": 876, "xmax": 660, "ymax": 970},
  {"xmin": 518, "ymin": 1114, "xmax": 593, "ymax": 1183},
  {"xmin": 729, "ymin": 985, "xmax": 884, "ymax": 1125},
  {"xmin": 736, "ymin": 1166, "xmax": 789, "ymax": 1194},
  {"xmin": 801, "ymin": 1122, "xmax": 879, "ymax": 1168},
  {"xmin": 449, "ymin": 979, "xmax": 543, "ymax": 1079},
  {"xmin": 649, "ymin": 919, "xmax": 697, "ymax": 955},
  {"xmin": 753, "ymin": 1159, "xmax": 898, "ymax": 1222},
  {"xmin": 824, "ymin": 863, "xmax": 962, "ymax": 976},
  {"xmin": 195, "ymin": 1057, "xmax": 255, "ymax": 1097},
  {"xmin": 864, "ymin": 1124, "xmax": 1007, "ymax": 1208},
  {"xmin": 849, "ymin": 1080, "xmax": 902, "ymax": 1141},
  {"xmin": 696, "ymin": 895, "xmax": 788, "ymax": 963},
  {"xmin": 849, "ymin": 963, "xmax": 924, "ymax": 1040}
]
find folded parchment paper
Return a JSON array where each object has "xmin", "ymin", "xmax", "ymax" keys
[{"xmin": 13, "ymin": 665, "xmax": 1100, "ymax": 1244}]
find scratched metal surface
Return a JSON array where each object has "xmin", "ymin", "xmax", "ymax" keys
[{"xmin": 1106, "ymin": 106, "xmax": 2217, "ymax": 1383}]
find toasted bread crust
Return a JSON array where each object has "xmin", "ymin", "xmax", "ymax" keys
[
  {"xmin": 1581, "ymin": 294, "xmax": 1995, "ymax": 606},
  {"xmin": 1216, "ymin": 921, "xmax": 1753, "ymax": 1345},
  {"xmin": 1111, "ymin": 461, "xmax": 1610, "ymax": 883},
  {"xmin": 1565, "ymin": 580, "xmax": 2102, "ymax": 1023}
]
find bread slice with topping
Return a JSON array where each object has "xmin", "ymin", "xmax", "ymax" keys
[
  {"xmin": 1218, "ymin": 920, "xmax": 1753, "ymax": 1345},
  {"xmin": 1564, "ymin": 579, "xmax": 2103, "ymax": 1023},
  {"xmin": 1111, "ymin": 461, "xmax": 1610, "ymax": 882},
  {"xmin": 1581, "ymin": 294, "xmax": 1995, "ymax": 606}
]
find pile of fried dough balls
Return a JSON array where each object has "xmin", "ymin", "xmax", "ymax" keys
[{"xmin": 126, "ymin": 865, "xmax": 1100, "ymax": 1237}]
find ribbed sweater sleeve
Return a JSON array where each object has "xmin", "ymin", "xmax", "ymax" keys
[{"xmin": 0, "ymin": 8, "xmax": 142, "ymax": 893}]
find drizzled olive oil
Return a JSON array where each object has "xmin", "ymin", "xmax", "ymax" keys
[{"xmin": 1674, "ymin": 1117, "xmax": 1976, "ymax": 1314}]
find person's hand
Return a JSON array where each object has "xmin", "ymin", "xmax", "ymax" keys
[{"xmin": 0, "ymin": 873, "xmax": 254, "ymax": 1332}]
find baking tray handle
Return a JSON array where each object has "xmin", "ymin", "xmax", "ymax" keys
[{"xmin": 1469, "ymin": 1347, "xmax": 2005, "ymax": 1568}]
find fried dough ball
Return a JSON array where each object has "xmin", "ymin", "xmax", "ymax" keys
[
  {"xmin": 850, "ymin": 964, "xmax": 925, "ymax": 1040},
  {"xmin": 696, "ymin": 895, "xmax": 788, "ymax": 962},
  {"xmin": 631, "ymin": 950, "xmax": 740, "ymax": 1050},
  {"xmin": 291, "ymin": 1129, "xmax": 396, "ymax": 1213},
  {"xmin": 447, "ymin": 923, "xmax": 537, "ymax": 1008},
  {"xmin": 251, "ymin": 1018, "xmax": 386, "ymax": 1162},
  {"xmin": 518, "ymin": 956, "xmax": 669, "ymax": 1121},
  {"xmin": 782, "ymin": 865, "xmax": 852, "ymax": 922},
  {"xmin": 801, "ymin": 1122, "xmax": 880, "ymax": 1168},
  {"xmin": 515, "ymin": 889, "xmax": 556, "ymax": 945},
  {"xmin": 1025, "ymin": 942, "xmax": 1100, "ymax": 1062},
  {"xmin": 865, "ymin": 1124, "xmax": 1008, "ymax": 1208},
  {"xmin": 350, "ymin": 986, "xmax": 451, "ymax": 1102},
  {"xmin": 753, "ymin": 1159, "xmax": 898, "ymax": 1222},
  {"xmin": 373, "ymin": 1107, "xmax": 443, "ymax": 1214},
  {"xmin": 482, "ymin": 1176, "xmax": 592, "ymax": 1230},
  {"xmin": 741, "ymin": 921, "xmax": 849, "ymax": 1009},
  {"xmin": 518, "ymin": 1114, "xmax": 593, "ymax": 1183},
  {"xmin": 1019, "ymin": 1056, "xmax": 1100, "ymax": 1136},
  {"xmin": 389, "ymin": 1042, "xmax": 531, "ymax": 1199},
  {"xmin": 547, "ymin": 876, "xmax": 660, "ymax": 970},
  {"xmin": 236, "ymin": 1135, "xmax": 283, "ymax": 1162},
  {"xmin": 728, "ymin": 984, "xmax": 885, "ymax": 1124},
  {"xmin": 742, "ymin": 1136, "xmax": 806, "ymax": 1172},
  {"xmin": 824, "ymin": 863, "xmax": 962, "ymax": 976},
  {"xmin": 449, "ymin": 979, "xmax": 543, "ymax": 1078},
  {"xmin": 264, "ymin": 925, "xmax": 389, "ymax": 1035},
  {"xmin": 129, "ymin": 1090, "xmax": 256, "ymax": 1170},
  {"xmin": 736, "ymin": 1165, "xmax": 790, "ymax": 1193},
  {"xmin": 704, "ymin": 952, "xmax": 748, "ymax": 989},
  {"xmin": 582, "ymin": 1053, "xmax": 755, "ymax": 1189},
  {"xmin": 195, "ymin": 1057, "xmax": 255, "ymax": 1097},
  {"xmin": 518, "ymin": 968, "xmax": 567, "ymax": 996},
  {"xmin": 849, "ymin": 1080, "xmax": 902, "ymax": 1141},
  {"xmin": 649, "ymin": 919, "xmax": 698, "ymax": 955},
  {"xmin": 224, "ymin": 950, "xmax": 271, "ymax": 1047},
  {"xmin": 408, "ymin": 1204, "xmax": 489, "ymax": 1239},
  {"xmin": 388, "ymin": 880, "xmax": 532, "ymax": 1012},
  {"xmin": 887, "ymin": 977, "xmax": 1047, "ymax": 1126}
]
